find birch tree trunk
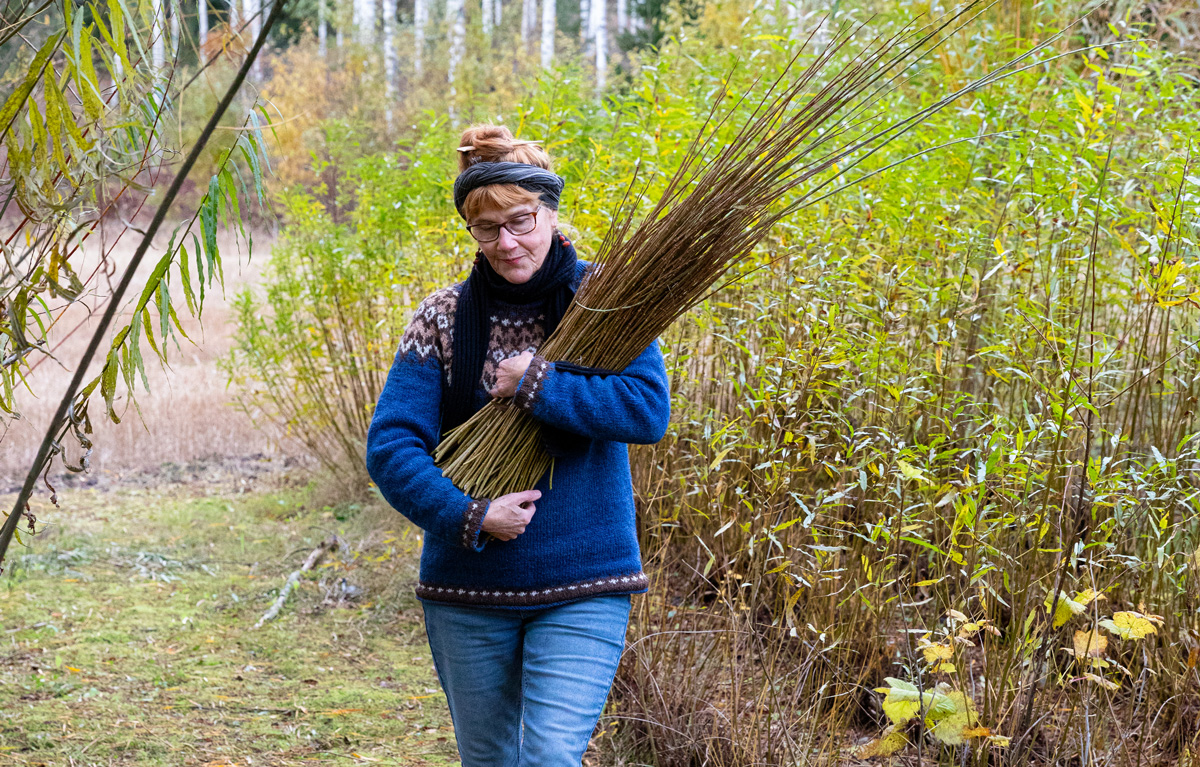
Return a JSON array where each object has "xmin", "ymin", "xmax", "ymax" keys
[
  {"xmin": 247, "ymin": 0, "xmax": 261, "ymax": 41},
  {"xmin": 447, "ymin": 0, "xmax": 466, "ymax": 96},
  {"xmin": 199, "ymin": 0, "xmax": 209, "ymax": 51},
  {"xmin": 615, "ymin": 0, "xmax": 624, "ymax": 35},
  {"xmin": 413, "ymin": 0, "xmax": 427, "ymax": 74},
  {"xmin": 151, "ymin": 0, "xmax": 165, "ymax": 69},
  {"xmin": 539, "ymin": 0, "xmax": 554, "ymax": 68},
  {"xmin": 591, "ymin": 0, "xmax": 605, "ymax": 90},
  {"xmin": 229, "ymin": 0, "xmax": 239, "ymax": 33},
  {"xmin": 520, "ymin": 0, "xmax": 535, "ymax": 48},
  {"xmin": 493, "ymin": 0, "xmax": 502, "ymax": 29},
  {"xmin": 383, "ymin": 0, "xmax": 396, "ymax": 128},
  {"xmin": 356, "ymin": 0, "xmax": 375, "ymax": 45},
  {"xmin": 317, "ymin": 0, "xmax": 326, "ymax": 57},
  {"xmin": 245, "ymin": 0, "xmax": 262, "ymax": 78}
]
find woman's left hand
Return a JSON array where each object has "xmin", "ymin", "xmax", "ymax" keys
[{"xmin": 491, "ymin": 351, "xmax": 534, "ymax": 398}]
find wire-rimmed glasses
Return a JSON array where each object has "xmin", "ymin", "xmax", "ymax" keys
[{"xmin": 466, "ymin": 206, "xmax": 542, "ymax": 243}]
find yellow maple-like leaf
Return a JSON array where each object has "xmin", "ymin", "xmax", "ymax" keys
[
  {"xmin": 1046, "ymin": 591, "xmax": 1085, "ymax": 628},
  {"xmin": 921, "ymin": 642, "xmax": 954, "ymax": 664},
  {"xmin": 930, "ymin": 691, "xmax": 978, "ymax": 746},
  {"xmin": 1073, "ymin": 630, "xmax": 1108, "ymax": 658},
  {"xmin": 1100, "ymin": 611, "xmax": 1161, "ymax": 640},
  {"xmin": 876, "ymin": 679, "xmax": 955, "ymax": 725},
  {"xmin": 1073, "ymin": 588, "xmax": 1105, "ymax": 607},
  {"xmin": 856, "ymin": 726, "xmax": 909, "ymax": 758},
  {"xmin": 877, "ymin": 678, "xmax": 920, "ymax": 725},
  {"xmin": 958, "ymin": 618, "xmax": 1000, "ymax": 639},
  {"xmin": 962, "ymin": 726, "xmax": 993, "ymax": 738},
  {"xmin": 881, "ymin": 696, "xmax": 921, "ymax": 725}
]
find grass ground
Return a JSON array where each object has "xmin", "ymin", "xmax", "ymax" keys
[{"xmin": 0, "ymin": 461, "xmax": 459, "ymax": 766}]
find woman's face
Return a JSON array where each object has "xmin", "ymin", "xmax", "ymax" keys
[{"xmin": 471, "ymin": 201, "xmax": 558, "ymax": 285}]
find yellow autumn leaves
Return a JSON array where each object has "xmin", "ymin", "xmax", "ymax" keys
[
  {"xmin": 857, "ymin": 611, "xmax": 1009, "ymax": 759},
  {"xmin": 915, "ymin": 613, "xmax": 1000, "ymax": 675},
  {"xmin": 1098, "ymin": 610, "xmax": 1164, "ymax": 641},
  {"xmin": 859, "ymin": 679, "xmax": 1010, "ymax": 758},
  {"xmin": 1043, "ymin": 588, "xmax": 1105, "ymax": 628},
  {"xmin": 1046, "ymin": 588, "xmax": 1164, "ymax": 692},
  {"xmin": 1073, "ymin": 628, "xmax": 1108, "ymax": 659},
  {"xmin": 857, "ymin": 593, "xmax": 1165, "ymax": 760}
]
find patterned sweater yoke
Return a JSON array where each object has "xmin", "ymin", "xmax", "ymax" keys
[
  {"xmin": 365, "ymin": 260, "xmax": 673, "ymax": 609},
  {"xmin": 398, "ymin": 282, "xmax": 552, "ymax": 395}
]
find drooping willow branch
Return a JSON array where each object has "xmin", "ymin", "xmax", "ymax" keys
[{"xmin": 0, "ymin": 0, "xmax": 291, "ymax": 571}]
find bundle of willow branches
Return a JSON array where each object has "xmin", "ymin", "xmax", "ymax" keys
[{"xmin": 435, "ymin": 4, "xmax": 1072, "ymax": 498}]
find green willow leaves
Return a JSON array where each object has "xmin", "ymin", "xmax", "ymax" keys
[{"xmin": 2, "ymin": 0, "xmax": 269, "ymax": 475}]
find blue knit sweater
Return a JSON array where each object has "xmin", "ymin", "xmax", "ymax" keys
[{"xmin": 365, "ymin": 261, "xmax": 671, "ymax": 608}]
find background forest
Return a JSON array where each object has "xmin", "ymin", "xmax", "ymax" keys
[{"xmin": 3, "ymin": 0, "xmax": 1200, "ymax": 764}]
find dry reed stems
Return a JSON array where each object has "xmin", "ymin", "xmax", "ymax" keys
[{"xmin": 435, "ymin": 3, "xmax": 1077, "ymax": 498}]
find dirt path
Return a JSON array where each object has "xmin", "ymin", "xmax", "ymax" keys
[{"xmin": 0, "ymin": 466, "xmax": 458, "ymax": 766}]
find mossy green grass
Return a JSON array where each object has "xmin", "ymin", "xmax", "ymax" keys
[{"xmin": 1, "ymin": 479, "xmax": 457, "ymax": 766}]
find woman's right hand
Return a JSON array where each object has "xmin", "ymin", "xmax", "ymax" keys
[{"xmin": 480, "ymin": 489, "xmax": 541, "ymax": 541}]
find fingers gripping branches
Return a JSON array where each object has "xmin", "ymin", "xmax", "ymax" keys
[{"xmin": 481, "ymin": 489, "xmax": 541, "ymax": 541}]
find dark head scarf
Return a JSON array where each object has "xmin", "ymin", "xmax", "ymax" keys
[
  {"xmin": 453, "ymin": 161, "xmax": 565, "ymax": 220},
  {"xmin": 442, "ymin": 232, "xmax": 586, "ymax": 460}
]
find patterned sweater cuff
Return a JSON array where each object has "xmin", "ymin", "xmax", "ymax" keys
[
  {"xmin": 461, "ymin": 499, "xmax": 490, "ymax": 551},
  {"xmin": 514, "ymin": 355, "xmax": 552, "ymax": 414}
]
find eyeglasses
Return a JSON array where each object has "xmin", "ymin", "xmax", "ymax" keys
[{"xmin": 466, "ymin": 207, "xmax": 542, "ymax": 243}]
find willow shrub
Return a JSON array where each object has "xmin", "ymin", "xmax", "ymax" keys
[
  {"xmin": 222, "ymin": 46, "xmax": 691, "ymax": 488},
  {"xmin": 617, "ymin": 27, "xmax": 1200, "ymax": 767},
  {"xmin": 226, "ymin": 121, "xmax": 465, "ymax": 489},
  {"xmin": 231, "ymin": 5, "xmax": 1200, "ymax": 764}
]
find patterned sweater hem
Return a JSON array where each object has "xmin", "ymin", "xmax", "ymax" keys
[{"xmin": 416, "ymin": 571, "xmax": 649, "ymax": 608}]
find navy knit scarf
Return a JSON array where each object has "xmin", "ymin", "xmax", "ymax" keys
[{"xmin": 443, "ymin": 233, "xmax": 584, "ymax": 458}]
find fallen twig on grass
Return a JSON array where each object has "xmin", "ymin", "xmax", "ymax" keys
[{"xmin": 254, "ymin": 535, "xmax": 339, "ymax": 629}]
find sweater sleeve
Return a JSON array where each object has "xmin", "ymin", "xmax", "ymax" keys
[
  {"xmin": 365, "ymin": 290, "xmax": 490, "ymax": 551},
  {"xmin": 511, "ymin": 338, "xmax": 671, "ymax": 445}
]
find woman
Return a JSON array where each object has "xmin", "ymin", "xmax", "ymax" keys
[{"xmin": 365, "ymin": 124, "xmax": 670, "ymax": 767}]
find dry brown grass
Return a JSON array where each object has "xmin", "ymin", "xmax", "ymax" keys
[{"xmin": 0, "ymin": 223, "xmax": 296, "ymax": 488}]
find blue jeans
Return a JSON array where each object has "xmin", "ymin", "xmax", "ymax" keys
[{"xmin": 421, "ymin": 594, "xmax": 632, "ymax": 767}]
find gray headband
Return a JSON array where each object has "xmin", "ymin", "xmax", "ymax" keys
[{"xmin": 453, "ymin": 161, "xmax": 566, "ymax": 220}]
